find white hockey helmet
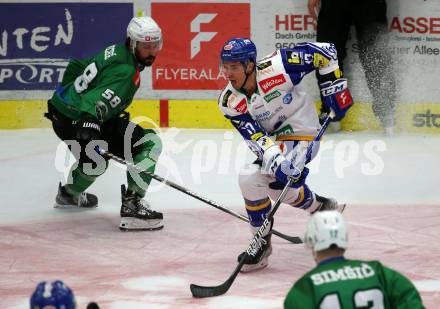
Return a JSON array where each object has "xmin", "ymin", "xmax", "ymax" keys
[
  {"xmin": 127, "ymin": 16, "xmax": 163, "ymax": 53},
  {"xmin": 304, "ymin": 210, "xmax": 348, "ymax": 252}
]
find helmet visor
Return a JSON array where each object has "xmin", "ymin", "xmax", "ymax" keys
[{"xmin": 137, "ymin": 41, "xmax": 162, "ymax": 52}]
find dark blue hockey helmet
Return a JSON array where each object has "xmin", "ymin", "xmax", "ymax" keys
[
  {"xmin": 220, "ymin": 37, "xmax": 257, "ymax": 65},
  {"xmin": 30, "ymin": 280, "xmax": 76, "ymax": 309}
]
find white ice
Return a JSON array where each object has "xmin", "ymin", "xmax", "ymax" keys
[{"xmin": 1, "ymin": 128, "xmax": 440, "ymax": 308}]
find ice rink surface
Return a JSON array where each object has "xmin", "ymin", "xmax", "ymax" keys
[{"xmin": 1, "ymin": 128, "xmax": 440, "ymax": 308}]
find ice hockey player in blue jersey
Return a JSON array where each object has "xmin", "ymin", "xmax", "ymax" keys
[{"xmin": 218, "ymin": 38, "xmax": 353, "ymax": 272}]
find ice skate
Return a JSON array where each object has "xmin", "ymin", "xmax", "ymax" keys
[
  {"xmin": 119, "ymin": 185, "xmax": 163, "ymax": 231},
  {"xmin": 238, "ymin": 233, "xmax": 272, "ymax": 273},
  {"xmin": 54, "ymin": 182, "xmax": 98, "ymax": 208},
  {"xmin": 314, "ymin": 194, "xmax": 346, "ymax": 213}
]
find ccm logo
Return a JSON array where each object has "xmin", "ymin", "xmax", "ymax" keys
[
  {"xmin": 322, "ymin": 83, "xmax": 345, "ymax": 96},
  {"xmin": 413, "ymin": 110, "xmax": 440, "ymax": 128},
  {"xmin": 258, "ymin": 74, "xmax": 286, "ymax": 93}
]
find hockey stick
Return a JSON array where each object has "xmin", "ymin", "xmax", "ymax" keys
[
  {"xmin": 95, "ymin": 147, "xmax": 302, "ymax": 244},
  {"xmin": 190, "ymin": 112, "xmax": 334, "ymax": 298}
]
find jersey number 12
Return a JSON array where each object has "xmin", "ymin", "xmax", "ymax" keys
[{"xmin": 320, "ymin": 288, "xmax": 384, "ymax": 309}]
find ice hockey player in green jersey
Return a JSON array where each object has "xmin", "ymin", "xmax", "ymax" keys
[
  {"xmin": 45, "ymin": 16, "xmax": 164, "ymax": 231},
  {"xmin": 284, "ymin": 211, "xmax": 424, "ymax": 308}
]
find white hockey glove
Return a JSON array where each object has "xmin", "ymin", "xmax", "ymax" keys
[{"xmin": 263, "ymin": 145, "xmax": 307, "ymax": 188}]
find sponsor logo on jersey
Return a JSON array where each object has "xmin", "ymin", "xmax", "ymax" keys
[
  {"xmin": 258, "ymin": 74, "xmax": 286, "ymax": 93},
  {"xmin": 255, "ymin": 110, "xmax": 271, "ymax": 121},
  {"xmin": 271, "ymin": 124, "xmax": 294, "ymax": 137},
  {"xmin": 233, "ymin": 98, "xmax": 247, "ymax": 113},
  {"xmin": 282, "ymin": 93, "xmax": 293, "ymax": 104},
  {"xmin": 413, "ymin": 110, "xmax": 440, "ymax": 128},
  {"xmin": 285, "ymin": 51, "xmax": 303, "ymax": 65},
  {"xmin": 250, "ymin": 132, "xmax": 264, "ymax": 141},
  {"xmin": 257, "ymin": 60, "xmax": 272, "ymax": 71},
  {"xmin": 264, "ymin": 90, "xmax": 281, "ymax": 103},
  {"xmin": 313, "ymin": 53, "xmax": 331, "ymax": 68},
  {"xmin": 255, "ymin": 106, "xmax": 282, "ymax": 121},
  {"xmin": 257, "ymin": 60, "xmax": 274, "ymax": 75}
]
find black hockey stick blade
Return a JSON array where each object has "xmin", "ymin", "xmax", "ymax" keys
[
  {"xmin": 190, "ymin": 258, "xmax": 244, "ymax": 298},
  {"xmin": 190, "ymin": 282, "xmax": 231, "ymax": 298},
  {"xmin": 272, "ymin": 230, "xmax": 302, "ymax": 244}
]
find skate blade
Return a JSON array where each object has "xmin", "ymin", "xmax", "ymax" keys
[
  {"xmin": 239, "ymin": 246, "xmax": 272, "ymax": 273},
  {"xmin": 339, "ymin": 204, "xmax": 347, "ymax": 213},
  {"xmin": 240, "ymin": 256, "xmax": 269, "ymax": 273},
  {"xmin": 119, "ymin": 217, "xmax": 164, "ymax": 231},
  {"xmin": 53, "ymin": 203, "xmax": 97, "ymax": 209},
  {"xmin": 54, "ymin": 202, "xmax": 78, "ymax": 209}
]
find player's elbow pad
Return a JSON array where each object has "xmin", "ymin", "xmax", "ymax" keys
[{"xmin": 320, "ymin": 78, "xmax": 354, "ymax": 121}]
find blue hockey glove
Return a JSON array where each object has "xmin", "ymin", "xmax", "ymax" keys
[{"xmin": 320, "ymin": 78, "xmax": 353, "ymax": 121}]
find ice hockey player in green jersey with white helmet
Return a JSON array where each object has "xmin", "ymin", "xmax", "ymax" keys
[
  {"xmin": 45, "ymin": 16, "xmax": 164, "ymax": 231},
  {"xmin": 284, "ymin": 211, "xmax": 424, "ymax": 308}
]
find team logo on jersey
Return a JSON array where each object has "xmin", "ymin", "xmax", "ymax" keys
[
  {"xmin": 282, "ymin": 93, "xmax": 293, "ymax": 104},
  {"xmin": 264, "ymin": 90, "xmax": 281, "ymax": 103},
  {"xmin": 95, "ymin": 100, "xmax": 108, "ymax": 122},
  {"xmin": 285, "ymin": 51, "xmax": 303, "ymax": 65},
  {"xmin": 258, "ymin": 74, "xmax": 286, "ymax": 93},
  {"xmin": 104, "ymin": 45, "xmax": 116, "ymax": 60}
]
